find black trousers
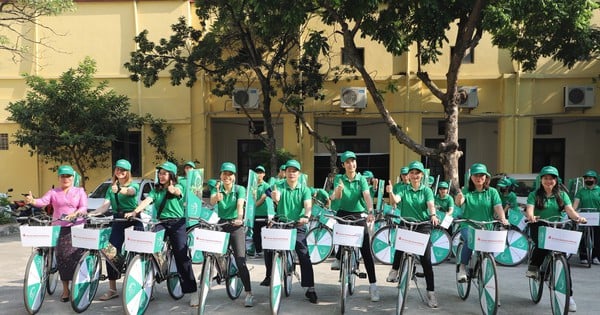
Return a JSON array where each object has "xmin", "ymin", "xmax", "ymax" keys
[
  {"xmin": 264, "ymin": 226, "xmax": 315, "ymax": 287},
  {"xmin": 155, "ymin": 218, "xmax": 197, "ymax": 293},
  {"xmin": 391, "ymin": 224, "xmax": 435, "ymax": 291},
  {"xmin": 253, "ymin": 216, "xmax": 268, "ymax": 253},
  {"xmin": 334, "ymin": 210, "xmax": 377, "ymax": 284},
  {"xmin": 221, "ymin": 221, "xmax": 252, "ymax": 292},
  {"xmin": 106, "ymin": 216, "xmax": 143, "ymax": 280}
]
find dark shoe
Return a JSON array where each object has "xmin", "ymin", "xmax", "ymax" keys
[
  {"xmin": 61, "ymin": 296, "xmax": 69, "ymax": 302},
  {"xmin": 260, "ymin": 277, "xmax": 270, "ymax": 286},
  {"xmin": 305, "ymin": 290, "xmax": 318, "ymax": 304}
]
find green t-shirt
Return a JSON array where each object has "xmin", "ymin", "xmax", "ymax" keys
[
  {"xmin": 333, "ymin": 173, "xmax": 369, "ymax": 213},
  {"xmin": 149, "ymin": 185, "xmax": 185, "ymax": 219},
  {"xmin": 312, "ymin": 188, "xmax": 330, "ymax": 207},
  {"xmin": 211, "ymin": 184, "xmax": 246, "ymax": 220},
  {"xmin": 273, "ymin": 181, "xmax": 311, "ymax": 222},
  {"xmin": 254, "ymin": 181, "xmax": 271, "ymax": 217},
  {"xmin": 574, "ymin": 185, "xmax": 600, "ymax": 211},
  {"xmin": 105, "ymin": 182, "xmax": 140, "ymax": 213},
  {"xmin": 435, "ymin": 194, "xmax": 455, "ymax": 213},
  {"xmin": 527, "ymin": 190, "xmax": 572, "ymax": 220},
  {"xmin": 460, "ymin": 187, "xmax": 502, "ymax": 230},
  {"xmin": 397, "ymin": 184, "xmax": 434, "ymax": 221},
  {"xmin": 500, "ymin": 191, "xmax": 518, "ymax": 209}
]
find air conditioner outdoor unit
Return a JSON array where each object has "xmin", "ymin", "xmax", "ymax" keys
[
  {"xmin": 232, "ymin": 88, "xmax": 260, "ymax": 109},
  {"xmin": 564, "ymin": 86, "xmax": 594, "ymax": 109},
  {"xmin": 458, "ymin": 86, "xmax": 478, "ymax": 109},
  {"xmin": 340, "ymin": 87, "xmax": 367, "ymax": 109}
]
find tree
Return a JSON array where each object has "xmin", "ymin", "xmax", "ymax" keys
[
  {"xmin": 124, "ymin": 0, "xmax": 338, "ymax": 179},
  {"xmin": 7, "ymin": 57, "xmax": 145, "ymax": 189},
  {"xmin": 316, "ymin": 0, "xmax": 600, "ymax": 189},
  {"xmin": 0, "ymin": 0, "xmax": 75, "ymax": 62}
]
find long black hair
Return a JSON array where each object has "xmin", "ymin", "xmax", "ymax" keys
[{"xmin": 534, "ymin": 175, "xmax": 564, "ymax": 211}]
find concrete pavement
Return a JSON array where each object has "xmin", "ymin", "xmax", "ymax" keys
[{"xmin": 1, "ymin": 233, "xmax": 598, "ymax": 314}]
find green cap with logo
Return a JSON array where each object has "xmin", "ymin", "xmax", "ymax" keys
[
  {"xmin": 255, "ymin": 165, "xmax": 265, "ymax": 173},
  {"xmin": 340, "ymin": 151, "xmax": 357, "ymax": 163},
  {"xmin": 279, "ymin": 164, "xmax": 286, "ymax": 171},
  {"xmin": 362, "ymin": 170, "xmax": 374, "ymax": 179},
  {"xmin": 469, "ymin": 163, "xmax": 490, "ymax": 177},
  {"xmin": 400, "ymin": 167, "xmax": 409, "ymax": 175},
  {"xmin": 438, "ymin": 181, "xmax": 449, "ymax": 189},
  {"xmin": 285, "ymin": 159, "xmax": 301, "ymax": 171},
  {"xmin": 220, "ymin": 162, "xmax": 237, "ymax": 174},
  {"xmin": 407, "ymin": 160, "xmax": 425, "ymax": 174},
  {"xmin": 539, "ymin": 166, "xmax": 559, "ymax": 177},
  {"xmin": 583, "ymin": 170, "xmax": 598, "ymax": 179},
  {"xmin": 157, "ymin": 161, "xmax": 178, "ymax": 174},
  {"xmin": 497, "ymin": 178, "xmax": 511, "ymax": 188},
  {"xmin": 115, "ymin": 159, "xmax": 131, "ymax": 171},
  {"xmin": 58, "ymin": 165, "xmax": 75, "ymax": 176},
  {"xmin": 207, "ymin": 178, "xmax": 217, "ymax": 188},
  {"xmin": 184, "ymin": 161, "xmax": 196, "ymax": 168}
]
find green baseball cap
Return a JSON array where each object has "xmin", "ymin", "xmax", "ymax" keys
[
  {"xmin": 497, "ymin": 178, "xmax": 511, "ymax": 188},
  {"xmin": 407, "ymin": 160, "xmax": 425, "ymax": 173},
  {"xmin": 115, "ymin": 159, "xmax": 131, "ymax": 171},
  {"xmin": 428, "ymin": 176, "xmax": 435, "ymax": 185},
  {"xmin": 583, "ymin": 170, "xmax": 598, "ymax": 179},
  {"xmin": 255, "ymin": 165, "xmax": 266, "ymax": 173},
  {"xmin": 220, "ymin": 162, "xmax": 237, "ymax": 174},
  {"xmin": 340, "ymin": 151, "xmax": 356, "ymax": 163},
  {"xmin": 438, "ymin": 181, "xmax": 449, "ymax": 189},
  {"xmin": 184, "ymin": 161, "xmax": 196, "ymax": 168},
  {"xmin": 400, "ymin": 167, "xmax": 409, "ymax": 175},
  {"xmin": 285, "ymin": 159, "xmax": 301, "ymax": 171},
  {"xmin": 58, "ymin": 165, "xmax": 75, "ymax": 176},
  {"xmin": 207, "ymin": 178, "xmax": 217, "ymax": 188},
  {"xmin": 362, "ymin": 170, "xmax": 374, "ymax": 179},
  {"xmin": 157, "ymin": 161, "xmax": 178, "ymax": 174},
  {"xmin": 539, "ymin": 166, "xmax": 559, "ymax": 177},
  {"xmin": 469, "ymin": 163, "xmax": 490, "ymax": 177},
  {"xmin": 279, "ymin": 164, "xmax": 286, "ymax": 171}
]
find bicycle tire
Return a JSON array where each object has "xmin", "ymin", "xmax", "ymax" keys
[
  {"xmin": 46, "ymin": 249, "xmax": 59, "ymax": 295},
  {"xmin": 225, "ymin": 252, "xmax": 243, "ymax": 300},
  {"xmin": 585, "ymin": 228, "xmax": 592, "ymax": 268},
  {"xmin": 284, "ymin": 251, "xmax": 294, "ymax": 297},
  {"xmin": 23, "ymin": 249, "xmax": 47, "ymax": 315},
  {"xmin": 122, "ymin": 254, "xmax": 154, "ymax": 315},
  {"xmin": 478, "ymin": 253, "xmax": 499, "ymax": 315},
  {"xmin": 371, "ymin": 219, "xmax": 387, "ymax": 236},
  {"xmin": 430, "ymin": 228, "xmax": 451, "ymax": 265},
  {"xmin": 528, "ymin": 264, "xmax": 544, "ymax": 303},
  {"xmin": 197, "ymin": 255, "xmax": 213, "ymax": 315},
  {"xmin": 549, "ymin": 255, "xmax": 571, "ymax": 315},
  {"xmin": 371, "ymin": 226, "xmax": 396, "ymax": 265},
  {"xmin": 70, "ymin": 250, "xmax": 101, "ymax": 313},
  {"xmin": 187, "ymin": 228, "xmax": 204, "ymax": 264},
  {"xmin": 306, "ymin": 226, "xmax": 333, "ymax": 264},
  {"xmin": 451, "ymin": 231, "xmax": 462, "ymax": 258},
  {"xmin": 340, "ymin": 250, "xmax": 349, "ymax": 314},
  {"xmin": 166, "ymin": 249, "xmax": 184, "ymax": 300},
  {"xmin": 455, "ymin": 242, "xmax": 471, "ymax": 300},
  {"xmin": 348, "ymin": 248, "xmax": 357, "ymax": 296},
  {"xmin": 396, "ymin": 255, "xmax": 412, "ymax": 315},
  {"xmin": 270, "ymin": 251, "xmax": 284, "ymax": 315},
  {"xmin": 494, "ymin": 229, "xmax": 529, "ymax": 267}
]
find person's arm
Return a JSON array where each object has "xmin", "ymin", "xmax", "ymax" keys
[
  {"xmin": 565, "ymin": 204, "xmax": 585, "ymax": 223},
  {"xmin": 89, "ymin": 199, "xmax": 111, "ymax": 216},
  {"xmin": 572, "ymin": 198, "xmax": 581, "ymax": 210},
  {"xmin": 300, "ymin": 199, "xmax": 312, "ymax": 225},
  {"xmin": 454, "ymin": 189, "xmax": 465, "ymax": 207},
  {"xmin": 255, "ymin": 193, "xmax": 267, "ymax": 207},
  {"xmin": 525, "ymin": 204, "xmax": 536, "ymax": 222},
  {"xmin": 427, "ymin": 200, "xmax": 439, "ymax": 225},
  {"xmin": 387, "ymin": 181, "xmax": 400, "ymax": 205},
  {"xmin": 233, "ymin": 191, "xmax": 245, "ymax": 226},
  {"xmin": 126, "ymin": 196, "xmax": 154, "ymax": 219},
  {"xmin": 493, "ymin": 204, "xmax": 508, "ymax": 225}
]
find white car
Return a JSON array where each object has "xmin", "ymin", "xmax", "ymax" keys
[{"xmin": 87, "ymin": 178, "xmax": 155, "ymax": 213}]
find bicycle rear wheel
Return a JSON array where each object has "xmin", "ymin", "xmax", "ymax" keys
[
  {"xmin": 430, "ymin": 228, "xmax": 451, "ymax": 265},
  {"xmin": 166, "ymin": 250, "xmax": 184, "ymax": 300},
  {"xmin": 478, "ymin": 253, "xmax": 499, "ymax": 315},
  {"xmin": 494, "ymin": 229, "xmax": 529, "ymax": 267},
  {"xmin": 70, "ymin": 250, "xmax": 101, "ymax": 313},
  {"xmin": 371, "ymin": 226, "xmax": 396, "ymax": 265},
  {"xmin": 306, "ymin": 226, "xmax": 333, "ymax": 264},
  {"xmin": 198, "ymin": 255, "xmax": 213, "ymax": 315},
  {"xmin": 23, "ymin": 249, "xmax": 48, "ymax": 315},
  {"xmin": 284, "ymin": 251, "xmax": 294, "ymax": 297},
  {"xmin": 46, "ymin": 249, "xmax": 59, "ymax": 295},
  {"xmin": 269, "ymin": 252, "xmax": 284, "ymax": 315},
  {"xmin": 528, "ymin": 266, "xmax": 544, "ymax": 303},
  {"xmin": 584, "ymin": 228, "xmax": 593, "ymax": 268},
  {"xmin": 225, "ymin": 252, "xmax": 243, "ymax": 300},
  {"xmin": 122, "ymin": 255, "xmax": 155, "ymax": 315},
  {"xmin": 549, "ymin": 255, "xmax": 571, "ymax": 315},
  {"xmin": 455, "ymin": 242, "xmax": 471, "ymax": 300},
  {"xmin": 348, "ymin": 248, "xmax": 358, "ymax": 295},
  {"xmin": 340, "ymin": 250, "xmax": 349, "ymax": 314},
  {"xmin": 396, "ymin": 255, "xmax": 412, "ymax": 315}
]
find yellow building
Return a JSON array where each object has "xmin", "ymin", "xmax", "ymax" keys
[{"xmin": 1, "ymin": 0, "xmax": 599, "ymax": 196}]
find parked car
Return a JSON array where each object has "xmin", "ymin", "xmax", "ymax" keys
[{"xmin": 87, "ymin": 178, "xmax": 155, "ymax": 213}]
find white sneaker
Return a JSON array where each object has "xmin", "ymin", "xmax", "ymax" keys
[
  {"xmin": 593, "ymin": 258, "xmax": 600, "ymax": 265},
  {"xmin": 189, "ymin": 292, "xmax": 199, "ymax": 307},
  {"xmin": 580, "ymin": 259, "xmax": 588, "ymax": 265},
  {"xmin": 244, "ymin": 294, "xmax": 254, "ymax": 307},
  {"xmin": 369, "ymin": 286, "xmax": 380, "ymax": 302},
  {"xmin": 331, "ymin": 259, "xmax": 340, "ymax": 270},
  {"xmin": 457, "ymin": 266, "xmax": 467, "ymax": 282},
  {"xmin": 427, "ymin": 291, "xmax": 438, "ymax": 308},
  {"xmin": 569, "ymin": 297, "xmax": 576, "ymax": 312},
  {"xmin": 386, "ymin": 269, "xmax": 398, "ymax": 282}
]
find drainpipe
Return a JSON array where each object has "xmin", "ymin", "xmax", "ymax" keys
[{"xmin": 514, "ymin": 63, "xmax": 521, "ymax": 172}]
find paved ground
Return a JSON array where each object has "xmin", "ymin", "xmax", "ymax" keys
[{"xmin": 1, "ymin": 232, "xmax": 598, "ymax": 315}]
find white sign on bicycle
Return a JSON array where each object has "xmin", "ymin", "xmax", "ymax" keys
[
  {"xmin": 71, "ymin": 226, "xmax": 112, "ymax": 250},
  {"xmin": 394, "ymin": 228, "xmax": 430, "ymax": 255},
  {"xmin": 467, "ymin": 228, "xmax": 507, "ymax": 253},
  {"xmin": 332, "ymin": 224, "xmax": 364, "ymax": 247},
  {"xmin": 261, "ymin": 227, "xmax": 297, "ymax": 250},
  {"xmin": 579, "ymin": 212, "xmax": 600, "ymax": 226},
  {"xmin": 538, "ymin": 226, "xmax": 582, "ymax": 254},
  {"xmin": 124, "ymin": 227, "xmax": 165, "ymax": 253},
  {"xmin": 19, "ymin": 225, "xmax": 61, "ymax": 247},
  {"xmin": 191, "ymin": 228, "xmax": 230, "ymax": 254}
]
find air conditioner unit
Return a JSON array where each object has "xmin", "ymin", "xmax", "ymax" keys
[
  {"xmin": 564, "ymin": 86, "xmax": 594, "ymax": 109},
  {"xmin": 458, "ymin": 86, "xmax": 478, "ymax": 109},
  {"xmin": 340, "ymin": 87, "xmax": 367, "ymax": 109},
  {"xmin": 232, "ymin": 88, "xmax": 260, "ymax": 109}
]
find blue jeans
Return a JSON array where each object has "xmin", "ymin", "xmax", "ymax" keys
[{"xmin": 460, "ymin": 227, "xmax": 473, "ymax": 265}]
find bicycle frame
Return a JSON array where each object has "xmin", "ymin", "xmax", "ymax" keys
[{"xmin": 264, "ymin": 219, "xmax": 298, "ymax": 315}]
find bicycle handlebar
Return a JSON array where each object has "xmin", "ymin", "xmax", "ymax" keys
[
  {"xmin": 454, "ymin": 218, "xmax": 504, "ymax": 229},
  {"xmin": 398, "ymin": 217, "xmax": 432, "ymax": 227},
  {"xmin": 525, "ymin": 217, "xmax": 578, "ymax": 229},
  {"xmin": 188, "ymin": 216, "xmax": 232, "ymax": 228},
  {"xmin": 324, "ymin": 214, "xmax": 366, "ymax": 224}
]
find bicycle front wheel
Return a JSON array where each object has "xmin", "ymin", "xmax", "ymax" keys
[
  {"xmin": 396, "ymin": 255, "xmax": 412, "ymax": 315},
  {"xmin": 371, "ymin": 226, "xmax": 396, "ymax": 265},
  {"xmin": 549, "ymin": 255, "xmax": 571, "ymax": 315},
  {"xmin": 528, "ymin": 265, "xmax": 544, "ymax": 303},
  {"xmin": 270, "ymin": 252, "xmax": 284, "ymax": 315},
  {"xmin": 198, "ymin": 255, "xmax": 213, "ymax": 315},
  {"xmin": 455, "ymin": 242, "xmax": 471, "ymax": 300},
  {"xmin": 430, "ymin": 228, "xmax": 451, "ymax": 265},
  {"xmin": 225, "ymin": 252, "xmax": 243, "ymax": 300},
  {"xmin": 122, "ymin": 255, "xmax": 155, "ymax": 315},
  {"xmin": 306, "ymin": 226, "xmax": 333, "ymax": 264},
  {"xmin": 23, "ymin": 249, "xmax": 48, "ymax": 315},
  {"xmin": 284, "ymin": 251, "xmax": 294, "ymax": 297},
  {"xmin": 70, "ymin": 250, "xmax": 101, "ymax": 313},
  {"xmin": 166, "ymin": 250, "xmax": 184, "ymax": 300},
  {"xmin": 340, "ymin": 250, "xmax": 349, "ymax": 314},
  {"xmin": 494, "ymin": 229, "xmax": 529, "ymax": 267},
  {"xmin": 46, "ymin": 249, "xmax": 59, "ymax": 295},
  {"xmin": 584, "ymin": 228, "xmax": 593, "ymax": 268},
  {"xmin": 478, "ymin": 254, "xmax": 499, "ymax": 315}
]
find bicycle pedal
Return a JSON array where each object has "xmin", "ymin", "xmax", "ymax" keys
[
  {"xmin": 358, "ymin": 272, "xmax": 367, "ymax": 279},
  {"xmin": 415, "ymin": 272, "xmax": 425, "ymax": 278}
]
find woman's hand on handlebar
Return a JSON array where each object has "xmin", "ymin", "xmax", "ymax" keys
[
  {"xmin": 124, "ymin": 211, "xmax": 138, "ymax": 220},
  {"xmin": 430, "ymin": 215, "xmax": 440, "ymax": 226},
  {"xmin": 232, "ymin": 218, "xmax": 244, "ymax": 226}
]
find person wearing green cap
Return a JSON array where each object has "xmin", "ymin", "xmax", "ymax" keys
[
  {"xmin": 524, "ymin": 166, "xmax": 585, "ymax": 312},
  {"xmin": 435, "ymin": 181, "xmax": 455, "ymax": 236},
  {"xmin": 385, "ymin": 160, "xmax": 440, "ymax": 308},
  {"xmin": 178, "ymin": 161, "xmax": 196, "ymax": 192},
  {"xmin": 400, "ymin": 166, "xmax": 410, "ymax": 185},
  {"xmin": 209, "ymin": 162, "xmax": 254, "ymax": 307},
  {"xmin": 252, "ymin": 165, "xmax": 272, "ymax": 259},
  {"xmin": 362, "ymin": 170, "xmax": 379, "ymax": 201},
  {"xmin": 572, "ymin": 169, "xmax": 600, "ymax": 265},
  {"xmin": 87, "ymin": 159, "xmax": 142, "ymax": 301},
  {"xmin": 25, "ymin": 164, "xmax": 88, "ymax": 302},
  {"xmin": 330, "ymin": 151, "xmax": 380, "ymax": 302},
  {"xmin": 127, "ymin": 161, "xmax": 198, "ymax": 306},
  {"xmin": 263, "ymin": 159, "xmax": 318, "ymax": 303},
  {"xmin": 454, "ymin": 163, "xmax": 508, "ymax": 283},
  {"xmin": 497, "ymin": 178, "xmax": 518, "ymax": 215}
]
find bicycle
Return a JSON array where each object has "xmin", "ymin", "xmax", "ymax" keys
[
  {"xmin": 306, "ymin": 205, "xmax": 334, "ymax": 264},
  {"xmin": 18, "ymin": 215, "xmax": 61, "ymax": 315},
  {"xmin": 527, "ymin": 218, "xmax": 581, "ymax": 315},
  {"xmin": 121, "ymin": 219, "xmax": 186, "ymax": 315},
  {"xmin": 370, "ymin": 212, "xmax": 400, "ymax": 265},
  {"xmin": 493, "ymin": 208, "xmax": 530, "ymax": 267},
  {"xmin": 454, "ymin": 219, "xmax": 506, "ymax": 315},
  {"xmin": 262, "ymin": 218, "xmax": 299, "ymax": 315},
  {"xmin": 576, "ymin": 208, "xmax": 598, "ymax": 268},
  {"xmin": 394, "ymin": 217, "xmax": 432, "ymax": 315},
  {"xmin": 326, "ymin": 214, "xmax": 367, "ymax": 314},
  {"xmin": 188, "ymin": 218, "xmax": 244, "ymax": 315},
  {"xmin": 68, "ymin": 216, "xmax": 140, "ymax": 313}
]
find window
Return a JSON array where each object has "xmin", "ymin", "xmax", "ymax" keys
[
  {"xmin": 450, "ymin": 46, "xmax": 475, "ymax": 64},
  {"xmin": 237, "ymin": 139, "xmax": 266, "ymax": 186},
  {"xmin": 341, "ymin": 47, "xmax": 365, "ymax": 66},
  {"xmin": 0, "ymin": 134, "xmax": 7, "ymax": 150},
  {"xmin": 112, "ymin": 131, "xmax": 142, "ymax": 177},
  {"xmin": 341, "ymin": 121, "xmax": 357, "ymax": 136},
  {"xmin": 535, "ymin": 119, "xmax": 553, "ymax": 135}
]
